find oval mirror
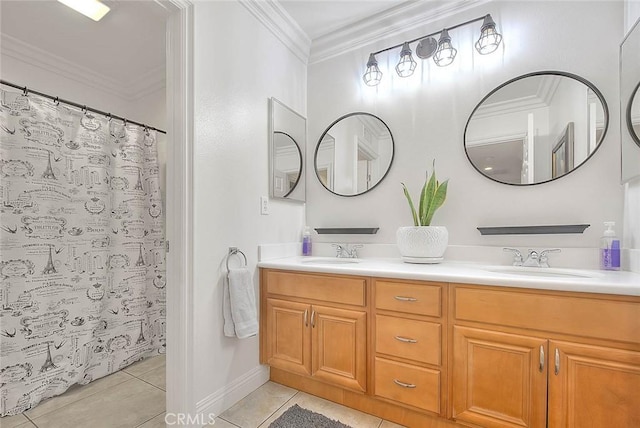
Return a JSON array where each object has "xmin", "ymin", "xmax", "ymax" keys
[
  {"xmin": 272, "ymin": 131, "xmax": 302, "ymax": 198},
  {"xmin": 627, "ymin": 82, "xmax": 640, "ymax": 148},
  {"xmin": 314, "ymin": 112, "xmax": 394, "ymax": 196},
  {"xmin": 464, "ymin": 71, "xmax": 608, "ymax": 185}
]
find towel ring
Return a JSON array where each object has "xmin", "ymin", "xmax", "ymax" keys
[{"xmin": 226, "ymin": 247, "xmax": 247, "ymax": 271}]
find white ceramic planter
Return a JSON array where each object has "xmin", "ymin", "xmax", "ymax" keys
[{"xmin": 396, "ymin": 226, "xmax": 449, "ymax": 263}]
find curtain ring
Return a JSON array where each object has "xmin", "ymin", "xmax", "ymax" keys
[
  {"xmin": 22, "ymin": 86, "xmax": 28, "ymax": 96},
  {"xmin": 123, "ymin": 118, "xmax": 128, "ymax": 126},
  {"xmin": 107, "ymin": 113, "xmax": 112, "ymax": 122},
  {"xmin": 82, "ymin": 105, "xmax": 88, "ymax": 115},
  {"xmin": 53, "ymin": 96, "xmax": 59, "ymax": 106}
]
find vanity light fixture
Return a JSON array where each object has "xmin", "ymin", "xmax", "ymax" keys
[
  {"xmin": 57, "ymin": 0, "xmax": 110, "ymax": 21},
  {"xmin": 362, "ymin": 14, "xmax": 502, "ymax": 85},
  {"xmin": 395, "ymin": 42, "xmax": 417, "ymax": 77},
  {"xmin": 363, "ymin": 54, "xmax": 383, "ymax": 86},
  {"xmin": 475, "ymin": 14, "xmax": 503, "ymax": 54},
  {"xmin": 433, "ymin": 29, "xmax": 457, "ymax": 67}
]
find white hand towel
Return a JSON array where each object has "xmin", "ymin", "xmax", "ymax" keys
[
  {"xmin": 226, "ymin": 267, "xmax": 258, "ymax": 339},
  {"xmin": 223, "ymin": 275, "xmax": 236, "ymax": 337}
]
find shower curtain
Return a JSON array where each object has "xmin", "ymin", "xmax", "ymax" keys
[{"xmin": 0, "ymin": 89, "xmax": 166, "ymax": 416}]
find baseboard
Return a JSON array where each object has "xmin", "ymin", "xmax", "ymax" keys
[{"xmin": 196, "ymin": 365, "xmax": 270, "ymax": 419}]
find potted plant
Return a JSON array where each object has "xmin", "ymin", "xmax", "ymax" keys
[{"xmin": 397, "ymin": 161, "xmax": 449, "ymax": 263}]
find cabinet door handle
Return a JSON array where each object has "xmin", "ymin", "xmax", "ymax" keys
[
  {"xmin": 394, "ymin": 296, "xmax": 418, "ymax": 302},
  {"xmin": 304, "ymin": 309, "xmax": 308, "ymax": 327},
  {"xmin": 393, "ymin": 379, "xmax": 416, "ymax": 389},
  {"xmin": 394, "ymin": 335, "xmax": 418, "ymax": 344},
  {"xmin": 554, "ymin": 348, "xmax": 560, "ymax": 375},
  {"xmin": 311, "ymin": 310, "xmax": 316, "ymax": 328},
  {"xmin": 539, "ymin": 345, "xmax": 545, "ymax": 372}
]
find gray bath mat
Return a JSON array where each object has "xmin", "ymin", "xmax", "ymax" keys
[{"xmin": 268, "ymin": 404, "xmax": 353, "ymax": 428}]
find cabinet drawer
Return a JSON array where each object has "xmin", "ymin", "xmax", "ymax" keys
[
  {"xmin": 454, "ymin": 286, "xmax": 640, "ymax": 344},
  {"xmin": 376, "ymin": 315, "xmax": 441, "ymax": 365},
  {"xmin": 375, "ymin": 357, "xmax": 440, "ymax": 413},
  {"xmin": 375, "ymin": 280, "xmax": 441, "ymax": 317},
  {"xmin": 266, "ymin": 271, "xmax": 366, "ymax": 306}
]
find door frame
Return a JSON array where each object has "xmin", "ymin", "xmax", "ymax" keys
[{"xmin": 163, "ymin": 0, "xmax": 196, "ymax": 424}]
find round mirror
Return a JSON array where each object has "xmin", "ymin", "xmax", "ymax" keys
[
  {"xmin": 464, "ymin": 71, "xmax": 608, "ymax": 185},
  {"xmin": 314, "ymin": 112, "xmax": 394, "ymax": 196},
  {"xmin": 272, "ymin": 131, "xmax": 302, "ymax": 198},
  {"xmin": 627, "ymin": 82, "xmax": 640, "ymax": 148}
]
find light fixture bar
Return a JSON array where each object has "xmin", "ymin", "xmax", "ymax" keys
[
  {"xmin": 363, "ymin": 14, "xmax": 502, "ymax": 85},
  {"xmin": 371, "ymin": 15, "xmax": 488, "ymax": 56},
  {"xmin": 57, "ymin": 0, "xmax": 111, "ymax": 21}
]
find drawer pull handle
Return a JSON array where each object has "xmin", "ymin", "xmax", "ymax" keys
[
  {"xmin": 304, "ymin": 309, "xmax": 308, "ymax": 327},
  {"xmin": 554, "ymin": 348, "xmax": 560, "ymax": 375},
  {"xmin": 393, "ymin": 379, "xmax": 416, "ymax": 389},
  {"xmin": 394, "ymin": 296, "xmax": 418, "ymax": 302},
  {"xmin": 311, "ymin": 310, "xmax": 316, "ymax": 328},
  {"xmin": 394, "ymin": 335, "xmax": 418, "ymax": 344},
  {"xmin": 539, "ymin": 345, "xmax": 544, "ymax": 372}
]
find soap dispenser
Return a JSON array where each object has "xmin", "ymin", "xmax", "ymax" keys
[
  {"xmin": 302, "ymin": 226, "xmax": 312, "ymax": 256},
  {"xmin": 600, "ymin": 221, "xmax": 620, "ymax": 271}
]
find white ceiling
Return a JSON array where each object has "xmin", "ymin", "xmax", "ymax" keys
[{"xmin": 279, "ymin": 0, "xmax": 409, "ymax": 40}]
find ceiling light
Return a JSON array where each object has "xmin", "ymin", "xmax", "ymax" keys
[
  {"xmin": 362, "ymin": 13, "xmax": 503, "ymax": 86},
  {"xmin": 433, "ymin": 29, "xmax": 457, "ymax": 67},
  {"xmin": 475, "ymin": 14, "xmax": 503, "ymax": 54},
  {"xmin": 363, "ymin": 54, "xmax": 383, "ymax": 86},
  {"xmin": 395, "ymin": 42, "xmax": 417, "ymax": 78},
  {"xmin": 58, "ymin": 0, "xmax": 110, "ymax": 21},
  {"xmin": 484, "ymin": 166, "xmax": 493, "ymax": 171}
]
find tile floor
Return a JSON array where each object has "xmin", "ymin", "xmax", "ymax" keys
[
  {"xmin": 1, "ymin": 355, "xmax": 166, "ymax": 428},
  {"xmin": 1, "ymin": 361, "xmax": 407, "ymax": 428}
]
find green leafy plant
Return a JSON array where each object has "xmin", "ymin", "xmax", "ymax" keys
[{"xmin": 401, "ymin": 161, "xmax": 448, "ymax": 226}]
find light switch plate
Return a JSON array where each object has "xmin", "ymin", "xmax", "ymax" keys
[{"xmin": 260, "ymin": 196, "xmax": 269, "ymax": 215}]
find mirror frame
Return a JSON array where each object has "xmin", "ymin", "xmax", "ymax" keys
[
  {"xmin": 626, "ymin": 81, "xmax": 640, "ymax": 148},
  {"xmin": 272, "ymin": 131, "xmax": 303, "ymax": 198},
  {"xmin": 314, "ymin": 112, "xmax": 395, "ymax": 197},
  {"xmin": 269, "ymin": 97, "xmax": 306, "ymax": 202},
  {"xmin": 463, "ymin": 70, "xmax": 609, "ymax": 186}
]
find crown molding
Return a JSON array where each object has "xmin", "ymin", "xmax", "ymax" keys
[
  {"xmin": 239, "ymin": 0, "xmax": 311, "ymax": 64},
  {"xmin": 1, "ymin": 33, "xmax": 165, "ymax": 102},
  {"xmin": 310, "ymin": 0, "xmax": 490, "ymax": 64}
]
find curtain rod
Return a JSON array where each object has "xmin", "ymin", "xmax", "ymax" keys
[{"xmin": 0, "ymin": 79, "xmax": 166, "ymax": 135}]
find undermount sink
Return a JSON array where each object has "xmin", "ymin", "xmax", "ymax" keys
[
  {"xmin": 484, "ymin": 266, "xmax": 601, "ymax": 279},
  {"xmin": 301, "ymin": 257, "xmax": 361, "ymax": 265}
]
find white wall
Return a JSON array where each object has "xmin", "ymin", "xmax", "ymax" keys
[
  {"xmin": 624, "ymin": 0, "xmax": 640, "ymax": 273},
  {"xmin": 192, "ymin": 0, "xmax": 306, "ymax": 413},
  {"xmin": 307, "ymin": 1, "xmax": 624, "ymax": 254},
  {"xmin": 1, "ymin": 53, "xmax": 131, "ymax": 118}
]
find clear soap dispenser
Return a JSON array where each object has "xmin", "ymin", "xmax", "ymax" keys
[{"xmin": 600, "ymin": 221, "xmax": 620, "ymax": 271}]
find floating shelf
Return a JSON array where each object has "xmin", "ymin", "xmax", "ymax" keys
[
  {"xmin": 314, "ymin": 227, "xmax": 379, "ymax": 235},
  {"xmin": 477, "ymin": 224, "xmax": 590, "ymax": 236}
]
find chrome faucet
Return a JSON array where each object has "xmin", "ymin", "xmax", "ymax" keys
[
  {"xmin": 332, "ymin": 243, "xmax": 363, "ymax": 258},
  {"xmin": 504, "ymin": 248, "xmax": 561, "ymax": 267},
  {"xmin": 503, "ymin": 248, "xmax": 524, "ymax": 266}
]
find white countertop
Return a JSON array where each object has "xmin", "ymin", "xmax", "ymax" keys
[{"xmin": 258, "ymin": 257, "xmax": 640, "ymax": 296}]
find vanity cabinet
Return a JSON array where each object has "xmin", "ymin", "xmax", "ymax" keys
[
  {"xmin": 451, "ymin": 284, "xmax": 640, "ymax": 428},
  {"xmin": 373, "ymin": 279, "xmax": 446, "ymax": 416},
  {"xmin": 262, "ymin": 271, "xmax": 368, "ymax": 392},
  {"xmin": 260, "ymin": 268, "xmax": 640, "ymax": 428},
  {"xmin": 548, "ymin": 340, "xmax": 640, "ymax": 428},
  {"xmin": 452, "ymin": 326, "xmax": 548, "ymax": 427}
]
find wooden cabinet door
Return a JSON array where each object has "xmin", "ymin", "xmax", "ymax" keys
[
  {"xmin": 452, "ymin": 326, "xmax": 548, "ymax": 428},
  {"xmin": 266, "ymin": 298, "xmax": 311, "ymax": 376},
  {"xmin": 311, "ymin": 305, "xmax": 367, "ymax": 392},
  {"xmin": 548, "ymin": 340, "xmax": 640, "ymax": 428}
]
